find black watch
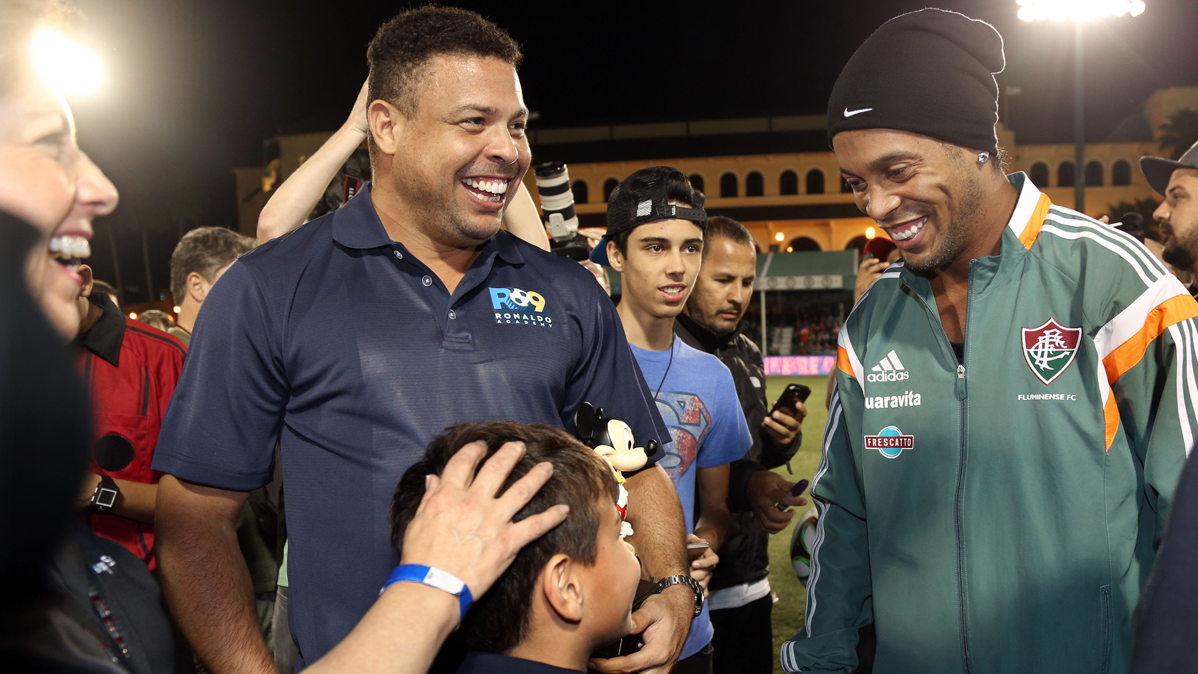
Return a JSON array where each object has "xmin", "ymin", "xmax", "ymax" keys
[
  {"xmin": 90, "ymin": 474, "xmax": 119, "ymax": 513},
  {"xmin": 655, "ymin": 574, "xmax": 704, "ymax": 618}
]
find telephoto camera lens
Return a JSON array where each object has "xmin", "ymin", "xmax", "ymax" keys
[{"xmin": 534, "ymin": 161, "xmax": 579, "ymax": 242}]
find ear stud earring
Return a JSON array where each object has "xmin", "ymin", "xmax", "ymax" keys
[{"xmin": 977, "ymin": 151, "xmax": 990, "ymax": 164}]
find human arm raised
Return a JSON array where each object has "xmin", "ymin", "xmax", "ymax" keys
[
  {"xmin": 256, "ymin": 80, "xmax": 370, "ymax": 243},
  {"xmin": 256, "ymin": 79, "xmax": 550, "ymax": 251},
  {"xmin": 502, "ymin": 179, "xmax": 550, "ymax": 251}
]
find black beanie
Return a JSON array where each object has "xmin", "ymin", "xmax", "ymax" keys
[{"xmin": 827, "ymin": 8, "xmax": 1006, "ymax": 154}]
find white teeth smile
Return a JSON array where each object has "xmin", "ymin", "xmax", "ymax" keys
[
  {"xmin": 890, "ymin": 217, "xmax": 927, "ymax": 242},
  {"xmin": 461, "ymin": 177, "xmax": 510, "ymax": 202},
  {"xmin": 48, "ymin": 235, "xmax": 91, "ymax": 260}
]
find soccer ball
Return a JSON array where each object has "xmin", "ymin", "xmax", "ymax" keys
[{"xmin": 790, "ymin": 507, "xmax": 820, "ymax": 586}]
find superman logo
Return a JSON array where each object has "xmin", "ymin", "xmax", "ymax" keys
[{"xmin": 654, "ymin": 392, "xmax": 712, "ymax": 483}]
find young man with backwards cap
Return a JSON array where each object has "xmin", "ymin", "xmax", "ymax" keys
[
  {"xmin": 781, "ymin": 9, "xmax": 1198, "ymax": 674},
  {"xmin": 590, "ymin": 167, "xmax": 752, "ymax": 674},
  {"xmin": 1142, "ymin": 140, "xmax": 1198, "ymax": 298}
]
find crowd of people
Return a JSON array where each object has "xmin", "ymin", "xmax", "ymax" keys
[{"xmin": 7, "ymin": 2, "xmax": 1198, "ymax": 674}]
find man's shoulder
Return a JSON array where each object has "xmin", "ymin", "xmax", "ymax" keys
[
  {"xmin": 846, "ymin": 262, "xmax": 907, "ymax": 325},
  {"xmin": 1032, "ymin": 206, "xmax": 1169, "ymax": 287},
  {"xmin": 238, "ymin": 215, "xmax": 335, "ymax": 272},
  {"xmin": 732, "ymin": 332, "xmax": 762, "ymax": 359},
  {"xmin": 502, "ymin": 233, "xmax": 601, "ymax": 288},
  {"xmin": 1030, "ymin": 205, "xmax": 1187, "ymax": 319},
  {"xmin": 676, "ymin": 341, "xmax": 737, "ymax": 387},
  {"xmin": 122, "ymin": 320, "xmax": 187, "ymax": 363}
]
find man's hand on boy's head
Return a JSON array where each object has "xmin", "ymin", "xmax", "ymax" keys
[{"xmin": 401, "ymin": 440, "xmax": 570, "ymax": 600}]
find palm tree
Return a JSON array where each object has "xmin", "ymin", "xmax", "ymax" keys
[
  {"xmin": 1158, "ymin": 108, "xmax": 1198, "ymax": 160},
  {"xmin": 1105, "ymin": 197, "xmax": 1162, "ymax": 241}
]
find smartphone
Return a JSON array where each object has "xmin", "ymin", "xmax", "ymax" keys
[
  {"xmin": 687, "ymin": 541, "xmax": 710, "ymax": 560},
  {"xmin": 771, "ymin": 383, "xmax": 811, "ymax": 414}
]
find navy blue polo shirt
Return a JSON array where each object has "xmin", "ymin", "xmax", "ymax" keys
[{"xmin": 153, "ymin": 184, "xmax": 668, "ymax": 666}]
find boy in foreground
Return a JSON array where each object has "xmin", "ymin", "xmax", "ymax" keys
[{"xmin": 390, "ymin": 422, "xmax": 642, "ymax": 673}]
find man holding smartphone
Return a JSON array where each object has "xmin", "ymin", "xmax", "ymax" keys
[{"xmin": 674, "ymin": 215, "xmax": 807, "ymax": 674}]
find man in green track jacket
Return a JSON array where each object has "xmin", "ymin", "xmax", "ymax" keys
[{"xmin": 780, "ymin": 9, "xmax": 1198, "ymax": 674}]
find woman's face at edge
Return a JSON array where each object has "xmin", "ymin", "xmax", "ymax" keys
[{"xmin": 0, "ymin": 69, "xmax": 118, "ymax": 340}]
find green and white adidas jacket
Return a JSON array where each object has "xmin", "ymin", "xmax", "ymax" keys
[{"xmin": 781, "ymin": 173, "xmax": 1198, "ymax": 674}]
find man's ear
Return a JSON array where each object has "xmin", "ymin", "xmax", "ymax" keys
[
  {"xmin": 541, "ymin": 554, "xmax": 584, "ymax": 623},
  {"xmin": 607, "ymin": 240, "xmax": 625, "ymax": 273},
  {"xmin": 369, "ymin": 99, "xmax": 407, "ymax": 159},
  {"xmin": 186, "ymin": 271, "xmax": 208, "ymax": 304},
  {"xmin": 77, "ymin": 264, "xmax": 94, "ymax": 299}
]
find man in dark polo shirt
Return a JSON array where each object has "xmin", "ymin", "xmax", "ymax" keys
[{"xmin": 153, "ymin": 8, "xmax": 692, "ymax": 674}]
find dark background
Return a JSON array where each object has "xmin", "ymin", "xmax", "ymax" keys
[{"xmin": 65, "ymin": 0, "xmax": 1198, "ymax": 305}]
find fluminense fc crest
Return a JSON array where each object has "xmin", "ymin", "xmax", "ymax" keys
[{"xmin": 1021, "ymin": 318, "xmax": 1082, "ymax": 385}]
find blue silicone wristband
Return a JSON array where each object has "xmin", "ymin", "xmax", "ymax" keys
[{"xmin": 382, "ymin": 564, "xmax": 473, "ymax": 621}]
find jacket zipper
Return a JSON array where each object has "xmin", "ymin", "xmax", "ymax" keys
[
  {"xmin": 904, "ymin": 267, "xmax": 975, "ymax": 673},
  {"xmin": 954, "ymin": 262, "xmax": 977, "ymax": 673}
]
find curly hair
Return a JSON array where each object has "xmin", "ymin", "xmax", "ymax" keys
[{"xmin": 367, "ymin": 5, "xmax": 522, "ymax": 118}]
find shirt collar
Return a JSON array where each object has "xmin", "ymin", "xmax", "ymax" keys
[
  {"xmin": 456, "ymin": 652, "xmax": 582, "ymax": 674},
  {"xmin": 1003, "ymin": 171, "xmax": 1054, "ymax": 250},
  {"xmin": 675, "ymin": 312, "xmax": 740, "ymax": 352},
  {"xmin": 331, "ymin": 182, "xmax": 392, "ymax": 249},
  {"xmin": 331, "ymin": 181, "xmax": 525, "ymax": 266},
  {"xmin": 77, "ymin": 294, "xmax": 124, "ymax": 366},
  {"xmin": 897, "ymin": 171, "xmax": 1051, "ymax": 295}
]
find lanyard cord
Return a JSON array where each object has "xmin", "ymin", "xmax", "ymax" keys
[{"xmin": 653, "ymin": 337, "xmax": 676, "ymax": 401}]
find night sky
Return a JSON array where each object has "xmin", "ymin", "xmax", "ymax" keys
[{"xmin": 65, "ymin": 0, "xmax": 1198, "ymax": 305}]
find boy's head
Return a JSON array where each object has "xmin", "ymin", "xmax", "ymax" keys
[
  {"xmin": 590, "ymin": 167, "xmax": 706, "ymax": 319},
  {"xmin": 390, "ymin": 422, "xmax": 641, "ymax": 654}
]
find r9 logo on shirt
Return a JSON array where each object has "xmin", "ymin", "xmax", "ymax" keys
[{"xmin": 489, "ymin": 287, "xmax": 554, "ymax": 327}]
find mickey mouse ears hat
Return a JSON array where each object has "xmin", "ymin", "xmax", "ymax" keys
[
  {"xmin": 827, "ymin": 8, "xmax": 1006, "ymax": 155},
  {"xmin": 1141, "ymin": 140, "xmax": 1198, "ymax": 196},
  {"xmin": 590, "ymin": 166, "xmax": 707, "ymax": 267}
]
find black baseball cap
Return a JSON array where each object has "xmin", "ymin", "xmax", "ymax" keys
[
  {"xmin": 589, "ymin": 166, "xmax": 707, "ymax": 267},
  {"xmin": 1141, "ymin": 139, "xmax": 1198, "ymax": 196}
]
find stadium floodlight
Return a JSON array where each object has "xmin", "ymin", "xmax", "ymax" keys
[
  {"xmin": 32, "ymin": 29, "xmax": 103, "ymax": 95},
  {"xmin": 1015, "ymin": 0, "xmax": 1145, "ymax": 213},
  {"xmin": 1017, "ymin": 0, "xmax": 1145, "ymax": 22}
]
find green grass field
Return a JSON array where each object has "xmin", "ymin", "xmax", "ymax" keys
[{"xmin": 761, "ymin": 375, "xmax": 830, "ymax": 674}]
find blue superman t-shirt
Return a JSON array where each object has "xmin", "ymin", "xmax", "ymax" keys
[{"xmin": 631, "ymin": 337, "xmax": 752, "ymax": 659}]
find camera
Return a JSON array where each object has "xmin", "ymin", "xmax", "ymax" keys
[{"xmin": 534, "ymin": 161, "xmax": 580, "ymax": 242}]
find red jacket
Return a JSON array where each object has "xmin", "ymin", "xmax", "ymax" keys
[{"xmin": 76, "ymin": 296, "xmax": 186, "ymax": 569}]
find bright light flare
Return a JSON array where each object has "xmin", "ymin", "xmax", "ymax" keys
[
  {"xmin": 172, "ymin": 305, "xmax": 181, "ymax": 314},
  {"xmin": 866, "ymin": 227, "xmax": 876, "ymax": 239},
  {"xmin": 774, "ymin": 232, "xmax": 785, "ymax": 242},
  {"xmin": 1017, "ymin": 0, "xmax": 1145, "ymax": 22},
  {"xmin": 128, "ymin": 312, "xmax": 138, "ymax": 320},
  {"xmin": 32, "ymin": 30, "xmax": 103, "ymax": 95}
]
